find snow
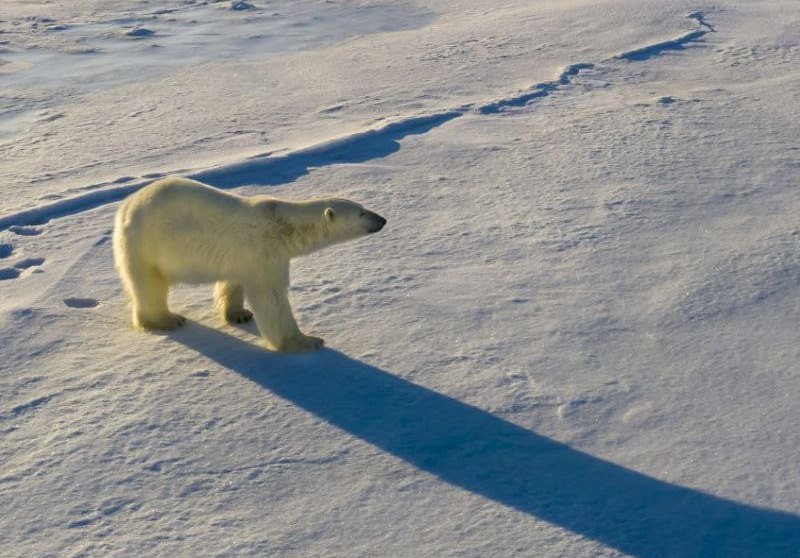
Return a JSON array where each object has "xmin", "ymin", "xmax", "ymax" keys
[{"xmin": 2, "ymin": 1, "xmax": 800, "ymax": 556}]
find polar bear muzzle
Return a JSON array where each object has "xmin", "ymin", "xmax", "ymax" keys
[{"xmin": 366, "ymin": 212, "xmax": 387, "ymax": 233}]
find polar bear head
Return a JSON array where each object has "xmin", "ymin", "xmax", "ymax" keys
[
  {"xmin": 321, "ymin": 198, "xmax": 386, "ymax": 241},
  {"xmin": 258, "ymin": 197, "xmax": 386, "ymax": 257}
]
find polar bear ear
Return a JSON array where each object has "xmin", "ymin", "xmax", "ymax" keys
[{"xmin": 324, "ymin": 207, "xmax": 336, "ymax": 222}]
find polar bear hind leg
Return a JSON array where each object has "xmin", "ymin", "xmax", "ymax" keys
[
  {"xmin": 122, "ymin": 261, "xmax": 185, "ymax": 331},
  {"xmin": 215, "ymin": 281, "xmax": 253, "ymax": 324}
]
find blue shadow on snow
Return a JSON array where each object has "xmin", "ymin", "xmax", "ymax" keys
[
  {"xmin": 191, "ymin": 112, "xmax": 462, "ymax": 189},
  {"xmin": 617, "ymin": 30, "xmax": 707, "ymax": 62},
  {"xmin": 173, "ymin": 322, "xmax": 800, "ymax": 557}
]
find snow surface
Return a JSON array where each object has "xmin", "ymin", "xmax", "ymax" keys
[{"xmin": 2, "ymin": 1, "xmax": 800, "ymax": 556}]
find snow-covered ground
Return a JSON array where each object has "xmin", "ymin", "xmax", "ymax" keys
[{"xmin": 2, "ymin": 1, "xmax": 800, "ymax": 556}]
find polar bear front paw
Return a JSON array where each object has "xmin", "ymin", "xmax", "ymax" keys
[
  {"xmin": 137, "ymin": 312, "xmax": 187, "ymax": 331},
  {"xmin": 303, "ymin": 335, "xmax": 325, "ymax": 351},
  {"xmin": 225, "ymin": 308, "xmax": 254, "ymax": 324},
  {"xmin": 277, "ymin": 334, "xmax": 325, "ymax": 352}
]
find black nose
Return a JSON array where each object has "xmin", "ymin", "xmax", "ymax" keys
[{"xmin": 370, "ymin": 215, "xmax": 387, "ymax": 233}]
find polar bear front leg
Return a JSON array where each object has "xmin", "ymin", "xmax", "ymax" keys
[
  {"xmin": 246, "ymin": 283, "xmax": 324, "ymax": 352},
  {"xmin": 214, "ymin": 281, "xmax": 253, "ymax": 324}
]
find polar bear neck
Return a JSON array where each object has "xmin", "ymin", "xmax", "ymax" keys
[
  {"xmin": 279, "ymin": 219, "xmax": 328, "ymax": 258},
  {"xmin": 268, "ymin": 201, "xmax": 331, "ymax": 258}
]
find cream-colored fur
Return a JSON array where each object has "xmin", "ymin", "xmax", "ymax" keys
[{"xmin": 113, "ymin": 176, "xmax": 386, "ymax": 352}]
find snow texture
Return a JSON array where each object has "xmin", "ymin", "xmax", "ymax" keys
[{"xmin": 2, "ymin": 1, "xmax": 800, "ymax": 557}]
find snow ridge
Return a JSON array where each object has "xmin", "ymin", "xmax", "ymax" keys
[
  {"xmin": 190, "ymin": 111, "xmax": 466, "ymax": 189},
  {"xmin": 0, "ymin": 182, "xmax": 145, "ymax": 231},
  {"xmin": 478, "ymin": 63, "xmax": 595, "ymax": 114},
  {"xmin": 615, "ymin": 30, "xmax": 707, "ymax": 61},
  {"xmin": 0, "ymin": 14, "xmax": 712, "ymax": 232},
  {"xmin": 0, "ymin": 112, "xmax": 465, "ymax": 231},
  {"xmin": 688, "ymin": 10, "xmax": 716, "ymax": 32},
  {"xmin": 615, "ymin": 10, "xmax": 713, "ymax": 61}
]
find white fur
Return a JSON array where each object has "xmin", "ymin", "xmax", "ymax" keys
[{"xmin": 113, "ymin": 176, "xmax": 386, "ymax": 352}]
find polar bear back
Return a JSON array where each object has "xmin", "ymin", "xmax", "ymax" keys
[{"xmin": 114, "ymin": 177, "xmax": 286, "ymax": 284}]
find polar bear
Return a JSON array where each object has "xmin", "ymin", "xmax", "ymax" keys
[{"xmin": 113, "ymin": 176, "xmax": 386, "ymax": 352}]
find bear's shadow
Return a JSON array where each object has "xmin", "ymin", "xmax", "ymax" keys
[{"xmin": 171, "ymin": 321, "xmax": 800, "ymax": 557}]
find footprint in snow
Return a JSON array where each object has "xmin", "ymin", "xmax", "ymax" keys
[
  {"xmin": 123, "ymin": 27, "xmax": 156, "ymax": 38},
  {"xmin": 14, "ymin": 257, "xmax": 45, "ymax": 270},
  {"xmin": 35, "ymin": 111, "xmax": 65, "ymax": 123},
  {"xmin": 9, "ymin": 226, "xmax": 43, "ymax": 236},
  {"xmin": 0, "ymin": 256, "xmax": 45, "ymax": 280},
  {"xmin": 63, "ymin": 297, "xmax": 99, "ymax": 309},
  {"xmin": 0, "ymin": 268, "xmax": 21, "ymax": 281},
  {"xmin": 0, "ymin": 244, "xmax": 12, "ymax": 259}
]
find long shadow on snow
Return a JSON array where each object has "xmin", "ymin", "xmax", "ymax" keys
[{"xmin": 173, "ymin": 322, "xmax": 800, "ymax": 557}]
